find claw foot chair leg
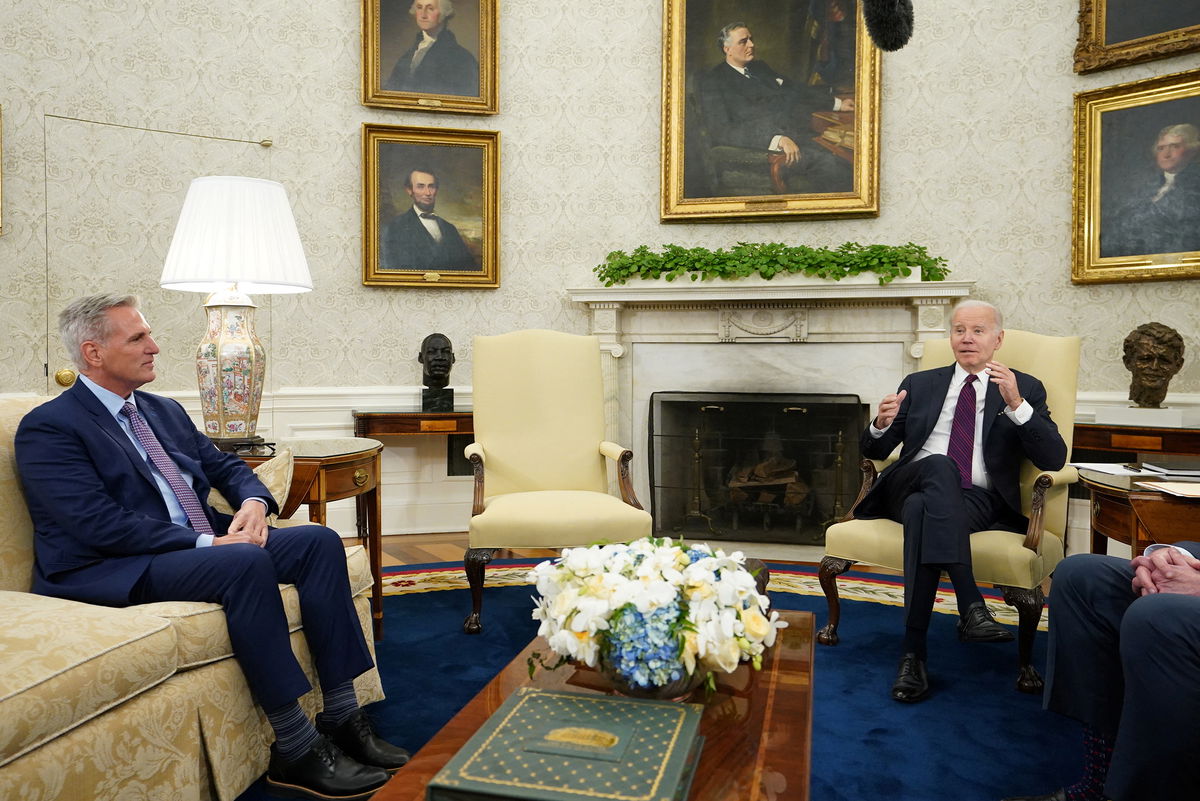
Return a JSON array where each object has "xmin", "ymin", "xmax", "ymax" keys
[
  {"xmin": 817, "ymin": 556, "xmax": 855, "ymax": 645},
  {"xmin": 463, "ymin": 548, "xmax": 497, "ymax": 634},
  {"xmin": 1002, "ymin": 584, "xmax": 1046, "ymax": 694}
]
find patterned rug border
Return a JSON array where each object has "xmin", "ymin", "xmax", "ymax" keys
[{"xmin": 380, "ymin": 561, "xmax": 1046, "ymax": 630}]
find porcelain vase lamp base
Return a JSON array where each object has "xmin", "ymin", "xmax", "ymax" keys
[{"xmin": 196, "ymin": 291, "xmax": 267, "ymax": 450}]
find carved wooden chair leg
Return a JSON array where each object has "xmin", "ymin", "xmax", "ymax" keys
[
  {"xmin": 1001, "ymin": 584, "xmax": 1046, "ymax": 694},
  {"xmin": 817, "ymin": 556, "xmax": 855, "ymax": 645},
  {"xmin": 462, "ymin": 548, "xmax": 497, "ymax": 634}
]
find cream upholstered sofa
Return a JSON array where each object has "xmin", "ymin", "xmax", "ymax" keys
[{"xmin": 0, "ymin": 395, "xmax": 384, "ymax": 801}]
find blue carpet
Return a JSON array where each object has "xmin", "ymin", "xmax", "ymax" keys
[{"xmin": 236, "ymin": 570, "xmax": 1079, "ymax": 801}]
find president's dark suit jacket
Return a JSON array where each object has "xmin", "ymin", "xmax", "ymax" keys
[
  {"xmin": 696, "ymin": 60, "xmax": 837, "ymax": 151},
  {"xmin": 14, "ymin": 382, "xmax": 278, "ymax": 606},
  {"xmin": 855, "ymin": 365, "xmax": 1067, "ymax": 530},
  {"xmin": 380, "ymin": 208, "xmax": 476, "ymax": 271},
  {"xmin": 384, "ymin": 28, "xmax": 479, "ymax": 96}
]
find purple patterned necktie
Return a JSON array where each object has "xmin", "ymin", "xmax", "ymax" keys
[
  {"xmin": 946, "ymin": 374, "xmax": 978, "ymax": 490},
  {"xmin": 120, "ymin": 402, "xmax": 215, "ymax": 535}
]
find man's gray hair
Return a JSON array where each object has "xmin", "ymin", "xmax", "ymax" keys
[
  {"xmin": 951, "ymin": 299, "xmax": 1003, "ymax": 332},
  {"xmin": 717, "ymin": 22, "xmax": 747, "ymax": 50},
  {"xmin": 1154, "ymin": 123, "xmax": 1200, "ymax": 153},
  {"xmin": 410, "ymin": 0, "xmax": 454, "ymax": 21},
  {"xmin": 59, "ymin": 293, "xmax": 140, "ymax": 371}
]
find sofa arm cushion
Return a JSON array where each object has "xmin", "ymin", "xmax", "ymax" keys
[
  {"xmin": 0, "ymin": 591, "xmax": 178, "ymax": 767},
  {"xmin": 208, "ymin": 448, "xmax": 293, "ymax": 523}
]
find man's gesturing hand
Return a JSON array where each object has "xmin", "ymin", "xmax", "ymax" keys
[{"xmin": 874, "ymin": 389, "xmax": 907, "ymax": 430}]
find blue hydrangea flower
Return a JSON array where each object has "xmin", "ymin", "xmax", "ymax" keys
[{"xmin": 603, "ymin": 602, "xmax": 685, "ymax": 688}]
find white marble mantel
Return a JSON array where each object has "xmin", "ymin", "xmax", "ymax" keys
[{"xmin": 567, "ymin": 277, "xmax": 976, "ymax": 501}]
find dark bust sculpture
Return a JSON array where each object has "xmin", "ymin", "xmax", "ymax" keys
[
  {"xmin": 1122, "ymin": 322, "xmax": 1185, "ymax": 408},
  {"xmin": 419, "ymin": 333, "xmax": 455, "ymax": 411}
]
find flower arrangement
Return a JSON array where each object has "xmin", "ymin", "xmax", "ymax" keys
[{"xmin": 528, "ymin": 537, "xmax": 787, "ymax": 693}]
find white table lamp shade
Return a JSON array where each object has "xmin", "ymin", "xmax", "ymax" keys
[
  {"xmin": 161, "ymin": 176, "xmax": 311, "ymax": 445},
  {"xmin": 160, "ymin": 176, "xmax": 312, "ymax": 294}
]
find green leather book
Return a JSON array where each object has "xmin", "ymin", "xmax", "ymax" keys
[{"xmin": 426, "ymin": 687, "xmax": 704, "ymax": 801}]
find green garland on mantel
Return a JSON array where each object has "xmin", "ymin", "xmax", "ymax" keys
[{"xmin": 593, "ymin": 241, "xmax": 950, "ymax": 287}]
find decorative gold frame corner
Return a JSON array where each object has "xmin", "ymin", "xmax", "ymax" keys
[
  {"xmin": 1074, "ymin": 0, "xmax": 1200, "ymax": 74},
  {"xmin": 362, "ymin": 123, "xmax": 499, "ymax": 289},
  {"xmin": 361, "ymin": 0, "xmax": 498, "ymax": 115},
  {"xmin": 660, "ymin": 0, "xmax": 881, "ymax": 222},
  {"xmin": 1071, "ymin": 68, "xmax": 1200, "ymax": 284}
]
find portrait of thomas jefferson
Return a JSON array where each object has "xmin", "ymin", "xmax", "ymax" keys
[{"xmin": 1098, "ymin": 95, "xmax": 1200, "ymax": 259}]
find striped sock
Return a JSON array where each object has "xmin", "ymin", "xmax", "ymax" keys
[
  {"xmin": 1064, "ymin": 725, "xmax": 1113, "ymax": 801},
  {"xmin": 316, "ymin": 681, "xmax": 360, "ymax": 729},
  {"xmin": 266, "ymin": 701, "xmax": 322, "ymax": 763}
]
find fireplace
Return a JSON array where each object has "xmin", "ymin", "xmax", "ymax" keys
[
  {"xmin": 649, "ymin": 391, "xmax": 867, "ymax": 544},
  {"xmin": 567, "ymin": 276, "xmax": 974, "ymax": 545}
]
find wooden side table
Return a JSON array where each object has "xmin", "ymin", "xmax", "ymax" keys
[
  {"xmin": 1074, "ymin": 422, "xmax": 1200, "ymax": 459},
  {"xmin": 352, "ymin": 410, "xmax": 473, "ymax": 439},
  {"xmin": 242, "ymin": 438, "xmax": 385, "ymax": 639},
  {"xmin": 1078, "ymin": 468, "xmax": 1199, "ymax": 555}
]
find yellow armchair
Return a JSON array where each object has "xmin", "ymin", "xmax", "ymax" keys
[
  {"xmin": 462, "ymin": 330, "xmax": 652, "ymax": 634},
  {"xmin": 819, "ymin": 329, "xmax": 1080, "ymax": 692}
]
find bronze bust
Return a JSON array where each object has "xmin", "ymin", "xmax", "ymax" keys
[
  {"xmin": 1122, "ymin": 322, "xmax": 1185, "ymax": 408},
  {"xmin": 419, "ymin": 333, "xmax": 455, "ymax": 411}
]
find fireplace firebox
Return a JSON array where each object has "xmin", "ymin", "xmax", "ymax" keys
[{"xmin": 648, "ymin": 391, "xmax": 867, "ymax": 544}]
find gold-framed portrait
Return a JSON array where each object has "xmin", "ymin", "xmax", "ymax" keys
[
  {"xmin": 362, "ymin": 124, "xmax": 499, "ymax": 288},
  {"xmin": 1072, "ymin": 68, "xmax": 1200, "ymax": 284},
  {"xmin": 361, "ymin": 0, "xmax": 498, "ymax": 115},
  {"xmin": 1074, "ymin": 0, "xmax": 1200, "ymax": 74},
  {"xmin": 660, "ymin": 0, "xmax": 881, "ymax": 222}
]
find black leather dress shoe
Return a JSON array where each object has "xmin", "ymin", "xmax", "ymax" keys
[
  {"xmin": 266, "ymin": 738, "xmax": 389, "ymax": 800},
  {"xmin": 891, "ymin": 652, "xmax": 929, "ymax": 702},
  {"xmin": 957, "ymin": 601, "xmax": 1015, "ymax": 642},
  {"xmin": 319, "ymin": 709, "xmax": 410, "ymax": 773},
  {"xmin": 1000, "ymin": 789, "xmax": 1067, "ymax": 801}
]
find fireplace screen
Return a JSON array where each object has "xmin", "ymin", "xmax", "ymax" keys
[{"xmin": 648, "ymin": 391, "xmax": 867, "ymax": 544}]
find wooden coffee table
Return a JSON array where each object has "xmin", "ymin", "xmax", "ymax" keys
[{"xmin": 373, "ymin": 609, "xmax": 814, "ymax": 801}]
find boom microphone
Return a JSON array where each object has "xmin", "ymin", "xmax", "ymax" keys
[{"xmin": 862, "ymin": 0, "xmax": 914, "ymax": 52}]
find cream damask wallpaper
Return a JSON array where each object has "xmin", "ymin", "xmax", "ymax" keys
[{"xmin": 1, "ymin": 0, "xmax": 1198, "ymax": 399}]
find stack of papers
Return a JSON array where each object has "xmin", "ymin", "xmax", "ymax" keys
[
  {"xmin": 1142, "ymin": 459, "xmax": 1200, "ymax": 477},
  {"xmin": 1134, "ymin": 481, "xmax": 1200, "ymax": 498}
]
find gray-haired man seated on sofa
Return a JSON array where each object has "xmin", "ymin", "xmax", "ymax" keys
[
  {"xmin": 15, "ymin": 294, "xmax": 408, "ymax": 801},
  {"xmin": 1002, "ymin": 542, "xmax": 1200, "ymax": 801}
]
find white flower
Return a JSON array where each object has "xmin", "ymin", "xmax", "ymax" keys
[{"xmin": 528, "ymin": 537, "xmax": 782, "ymax": 684}]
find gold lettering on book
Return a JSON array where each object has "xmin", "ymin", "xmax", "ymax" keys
[{"xmin": 544, "ymin": 727, "xmax": 619, "ymax": 749}]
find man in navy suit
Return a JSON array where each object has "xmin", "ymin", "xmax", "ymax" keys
[
  {"xmin": 856, "ymin": 300, "xmax": 1067, "ymax": 702},
  {"xmin": 15, "ymin": 294, "xmax": 409, "ymax": 801},
  {"xmin": 1002, "ymin": 543, "xmax": 1200, "ymax": 801},
  {"xmin": 695, "ymin": 22, "xmax": 854, "ymax": 193},
  {"xmin": 380, "ymin": 167, "xmax": 476, "ymax": 272}
]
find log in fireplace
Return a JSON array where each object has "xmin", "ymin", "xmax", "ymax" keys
[{"xmin": 648, "ymin": 391, "xmax": 867, "ymax": 544}]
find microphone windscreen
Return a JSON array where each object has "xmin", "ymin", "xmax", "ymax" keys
[{"xmin": 863, "ymin": 0, "xmax": 914, "ymax": 52}]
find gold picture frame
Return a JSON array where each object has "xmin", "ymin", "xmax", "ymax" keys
[
  {"xmin": 660, "ymin": 0, "xmax": 881, "ymax": 222},
  {"xmin": 361, "ymin": 0, "xmax": 498, "ymax": 115},
  {"xmin": 363, "ymin": 123, "xmax": 499, "ymax": 288},
  {"xmin": 1072, "ymin": 68, "xmax": 1200, "ymax": 284},
  {"xmin": 1074, "ymin": 0, "xmax": 1200, "ymax": 73}
]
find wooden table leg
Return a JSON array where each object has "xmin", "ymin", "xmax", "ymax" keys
[{"xmin": 363, "ymin": 453, "xmax": 383, "ymax": 640}]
